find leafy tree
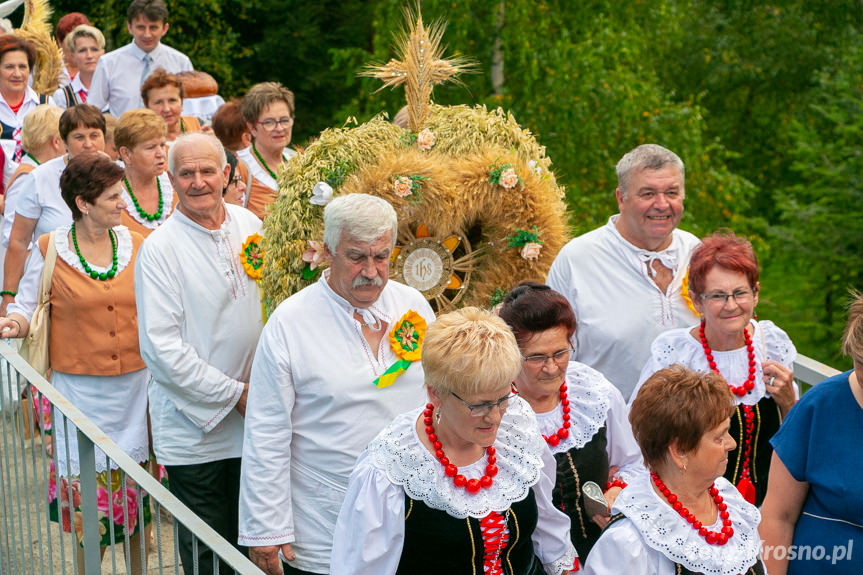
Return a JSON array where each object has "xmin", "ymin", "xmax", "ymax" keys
[{"xmin": 762, "ymin": 34, "xmax": 863, "ymax": 369}]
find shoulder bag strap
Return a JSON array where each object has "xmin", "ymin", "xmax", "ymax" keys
[{"xmin": 38, "ymin": 231, "xmax": 58, "ymax": 305}]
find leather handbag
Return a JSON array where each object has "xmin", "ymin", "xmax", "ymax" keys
[{"xmin": 20, "ymin": 231, "xmax": 57, "ymax": 376}]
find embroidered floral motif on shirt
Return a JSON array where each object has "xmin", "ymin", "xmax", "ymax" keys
[
  {"xmin": 239, "ymin": 233, "xmax": 265, "ymax": 280},
  {"xmin": 374, "ymin": 310, "xmax": 427, "ymax": 388}
]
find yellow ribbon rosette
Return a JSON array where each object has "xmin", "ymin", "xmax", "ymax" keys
[
  {"xmin": 681, "ymin": 267, "xmax": 699, "ymax": 317},
  {"xmin": 240, "ymin": 233, "xmax": 265, "ymax": 280},
  {"xmin": 374, "ymin": 310, "xmax": 427, "ymax": 388}
]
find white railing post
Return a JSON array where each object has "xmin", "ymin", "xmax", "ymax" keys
[{"xmin": 77, "ymin": 429, "xmax": 102, "ymax": 573}]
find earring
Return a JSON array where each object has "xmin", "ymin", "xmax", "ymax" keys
[
  {"xmin": 435, "ymin": 409, "xmax": 441, "ymax": 424},
  {"xmin": 753, "ymin": 310, "xmax": 758, "ymax": 319},
  {"xmin": 682, "ymin": 464, "xmax": 687, "ymax": 473}
]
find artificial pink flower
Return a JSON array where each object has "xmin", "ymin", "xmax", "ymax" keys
[
  {"xmin": 417, "ymin": 128, "xmax": 436, "ymax": 151},
  {"xmin": 520, "ymin": 242, "xmax": 542, "ymax": 261},
  {"xmin": 302, "ymin": 241, "xmax": 324, "ymax": 270},
  {"xmin": 500, "ymin": 167, "xmax": 520, "ymax": 189},
  {"xmin": 393, "ymin": 176, "xmax": 413, "ymax": 198}
]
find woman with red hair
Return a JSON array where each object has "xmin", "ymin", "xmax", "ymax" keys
[{"xmin": 630, "ymin": 232, "xmax": 797, "ymax": 507}]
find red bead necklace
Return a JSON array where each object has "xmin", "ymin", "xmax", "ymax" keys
[
  {"xmin": 543, "ymin": 382, "xmax": 572, "ymax": 446},
  {"xmin": 698, "ymin": 322, "xmax": 756, "ymax": 397},
  {"xmin": 650, "ymin": 471, "xmax": 733, "ymax": 545},
  {"xmin": 423, "ymin": 403, "xmax": 498, "ymax": 493},
  {"xmin": 698, "ymin": 321, "xmax": 758, "ymax": 503}
]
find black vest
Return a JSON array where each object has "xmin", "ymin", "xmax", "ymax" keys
[
  {"xmin": 398, "ymin": 489, "xmax": 543, "ymax": 575},
  {"xmin": 724, "ymin": 396, "xmax": 781, "ymax": 506},
  {"xmin": 552, "ymin": 425, "xmax": 609, "ymax": 559},
  {"xmin": 600, "ymin": 514, "xmax": 765, "ymax": 575}
]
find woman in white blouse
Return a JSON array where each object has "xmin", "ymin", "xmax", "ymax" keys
[
  {"xmin": 331, "ymin": 307, "xmax": 576, "ymax": 575},
  {"xmin": 3, "ymin": 104, "xmax": 105, "ymax": 312},
  {"xmin": 498, "ymin": 282, "xmax": 643, "ymax": 560},
  {"xmin": 631, "ymin": 232, "xmax": 796, "ymax": 507},
  {"xmin": 585, "ymin": 366, "xmax": 764, "ymax": 574},
  {"xmin": 0, "ymin": 153, "xmax": 150, "ymax": 574}
]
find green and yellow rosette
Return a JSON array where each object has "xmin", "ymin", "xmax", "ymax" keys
[
  {"xmin": 240, "ymin": 233, "xmax": 265, "ymax": 280},
  {"xmin": 374, "ymin": 310, "xmax": 427, "ymax": 388},
  {"xmin": 681, "ymin": 267, "xmax": 699, "ymax": 317},
  {"xmin": 240, "ymin": 233, "xmax": 269, "ymax": 322}
]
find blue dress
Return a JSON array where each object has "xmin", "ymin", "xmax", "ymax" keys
[{"xmin": 770, "ymin": 370, "xmax": 863, "ymax": 574}]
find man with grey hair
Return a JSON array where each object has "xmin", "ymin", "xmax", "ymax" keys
[
  {"xmin": 547, "ymin": 144, "xmax": 700, "ymax": 399},
  {"xmin": 136, "ymin": 132, "xmax": 262, "ymax": 574},
  {"xmin": 239, "ymin": 193, "xmax": 434, "ymax": 575}
]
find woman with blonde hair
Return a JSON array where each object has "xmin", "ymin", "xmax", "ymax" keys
[
  {"xmin": 114, "ymin": 108, "xmax": 174, "ymax": 236},
  {"xmin": 1, "ymin": 104, "xmax": 64, "ymax": 242},
  {"xmin": 331, "ymin": 307, "xmax": 576, "ymax": 575},
  {"xmin": 53, "ymin": 25, "xmax": 105, "ymax": 108},
  {"xmin": 760, "ymin": 292, "xmax": 863, "ymax": 575}
]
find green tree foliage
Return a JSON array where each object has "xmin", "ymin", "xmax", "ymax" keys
[
  {"xmin": 40, "ymin": 0, "xmax": 862, "ymax": 367},
  {"xmin": 761, "ymin": 34, "xmax": 863, "ymax": 369}
]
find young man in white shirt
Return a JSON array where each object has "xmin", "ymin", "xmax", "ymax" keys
[{"xmin": 87, "ymin": 0, "xmax": 193, "ymax": 117}]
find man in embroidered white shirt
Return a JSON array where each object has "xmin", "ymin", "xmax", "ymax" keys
[
  {"xmin": 136, "ymin": 132, "xmax": 262, "ymax": 574},
  {"xmin": 546, "ymin": 144, "xmax": 700, "ymax": 399},
  {"xmin": 87, "ymin": 0, "xmax": 193, "ymax": 117},
  {"xmin": 238, "ymin": 194, "xmax": 435, "ymax": 575}
]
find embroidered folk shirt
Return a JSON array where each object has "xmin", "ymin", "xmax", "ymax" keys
[{"xmin": 237, "ymin": 272, "xmax": 434, "ymax": 573}]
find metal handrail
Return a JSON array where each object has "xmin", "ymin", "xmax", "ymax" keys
[
  {"xmin": 793, "ymin": 355, "xmax": 842, "ymax": 389},
  {"xmin": 0, "ymin": 338, "xmax": 264, "ymax": 575}
]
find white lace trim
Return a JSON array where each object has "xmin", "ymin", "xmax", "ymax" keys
[
  {"xmin": 534, "ymin": 362, "xmax": 612, "ymax": 454},
  {"xmin": 649, "ymin": 320, "xmax": 796, "ymax": 406},
  {"xmin": 58, "ymin": 445, "xmax": 150, "ymax": 476},
  {"xmin": 613, "ymin": 475, "xmax": 762, "ymax": 575},
  {"xmin": 242, "ymin": 146, "xmax": 296, "ymax": 189},
  {"xmin": 53, "ymin": 225, "xmax": 134, "ymax": 276},
  {"xmin": 366, "ymin": 396, "xmax": 546, "ymax": 519},
  {"xmin": 546, "ymin": 546, "xmax": 578, "ymax": 575},
  {"xmin": 120, "ymin": 173, "xmax": 174, "ymax": 230}
]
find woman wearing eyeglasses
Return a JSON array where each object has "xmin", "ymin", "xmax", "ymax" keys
[
  {"xmin": 498, "ymin": 282, "xmax": 643, "ymax": 561},
  {"xmin": 237, "ymin": 82, "xmax": 296, "ymax": 220},
  {"xmin": 631, "ymin": 232, "xmax": 797, "ymax": 507},
  {"xmin": 331, "ymin": 307, "xmax": 577, "ymax": 575}
]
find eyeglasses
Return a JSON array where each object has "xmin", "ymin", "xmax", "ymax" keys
[
  {"xmin": 700, "ymin": 288, "xmax": 755, "ymax": 306},
  {"xmin": 256, "ymin": 117, "xmax": 293, "ymax": 131},
  {"xmin": 521, "ymin": 348, "xmax": 573, "ymax": 367},
  {"xmin": 450, "ymin": 390, "xmax": 518, "ymax": 418}
]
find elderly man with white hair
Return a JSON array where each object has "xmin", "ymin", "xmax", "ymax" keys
[
  {"xmin": 546, "ymin": 144, "xmax": 700, "ymax": 399},
  {"xmin": 135, "ymin": 132, "xmax": 262, "ymax": 574},
  {"xmin": 239, "ymin": 193, "xmax": 435, "ymax": 575}
]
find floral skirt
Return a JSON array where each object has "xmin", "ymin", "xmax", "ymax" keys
[
  {"xmin": 31, "ymin": 385, "xmax": 155, "ymax": 546},
  {"xmin": 48, "ymin": 462, "xmax": 152, "ymax": 546}
]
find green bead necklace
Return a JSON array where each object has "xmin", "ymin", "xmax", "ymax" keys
[
  {"xmin": 71, "ymin": 223, "xmax": 118, "ymax": 281},
  {"xmin": 251, "ymin": 144, "xmax": 278, "ymax": 181},
  {"xmin": 123, "ymin": 176, "xmax": 164, "ymax": 222}
]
